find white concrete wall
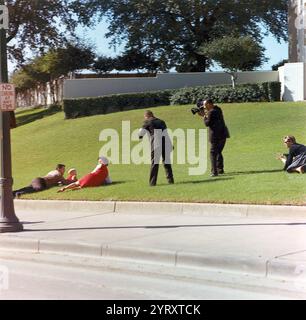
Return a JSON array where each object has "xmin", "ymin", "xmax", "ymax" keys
[
  {"xmin": 279, "ymin": 62, "xmax": 305, "ymax": 101},
  {"xmin": 278, "ymin": 66, "xmax": 285, "ymax": 100},
  {"xmin": 63, "ymin": 71, "xmax": 279, "ymax": 99}
]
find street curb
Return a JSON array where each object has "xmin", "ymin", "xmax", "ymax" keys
[
  {"xmin": 14, "ymin": 199, "xmax": 306, "ymax": 218},
  {"xmin": 0, "ymin": 235, "xmax": 305, "ymax": 283},
  {"xmin": 14, "ymin": 200, "xmax": 115, "ymax": 215}
]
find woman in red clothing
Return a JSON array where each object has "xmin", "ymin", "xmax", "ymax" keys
[{"xmin": 58, "ymin": 156, "xmax": 112, "ymax": 192}]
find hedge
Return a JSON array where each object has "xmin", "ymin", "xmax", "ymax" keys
[
  {"xmin": 262, "ymin": 82, "xmax": 282, "ymax": 102},
  {"xmin": 63, "ymin": 90, "xmax": 173, "ymax": 119},
  {"xmin": 170, "ymin": 82, "xmax": 281, "ymax": 105},
  {"xmin": 63, "ymin": 82, "xmax": 281, "ymax": 119}
]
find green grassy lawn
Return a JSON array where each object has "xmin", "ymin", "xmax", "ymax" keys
[{"xmin": 12, "ymin": 102, "xmax": 306, "ymax": 205}]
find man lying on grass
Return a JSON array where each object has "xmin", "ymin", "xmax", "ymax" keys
[
  {"xmin": 277, "ymin": 136, "xmax": 306, "ymax": 174},
  {"xmin": 13, "ymin": 164, "xmax": 71, "ymax": 198},
  {"xmin": 57, "ymin": 156, "xmax": 112, "ymax": 193}
]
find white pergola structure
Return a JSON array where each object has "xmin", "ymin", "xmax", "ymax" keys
[
  {"xmin": 289, "ymin": 0, "xmax": 306, "ymax": 62},
  {"xmin": 280, "ymin": 0, "xmax": 306, "ymax": 101}
]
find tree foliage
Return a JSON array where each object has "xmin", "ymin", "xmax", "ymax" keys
[
  {"xmin": 115, "ymin": 49, "xmax": 159, "ymax": 72},
  {"xmin": 39, "ymin": 43, "xmax": 95, "ymax": 79},
  {"xmin": 83, "ymin": 0, "xmax": 288, "ymax": 72},
  {"xmin": 93, "ymin": 50, "xmax": 159, "ymax": 74},
  {"xmin": 12, "ymin": 44, "xmax": 95, "ymax": 102},
  {"xmin": 199, "ymin": 36, "xmax": 267, "ymax": 87},
  {"xmin": 272, "ymin": 59, "xmax": 288, "ymax": 71},
  {"xmin": 199, "ymin": 36, "xmax": 267, "ymax": 72},
  {"xmin": 6, "ymin": 0, "xmax": 96, "ymax": 63},
  {"xmin": 93, "ymin": 55, "xmax": 117, "ymax": 74}
]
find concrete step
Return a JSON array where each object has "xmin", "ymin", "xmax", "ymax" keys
[{"xmin": 14, "ymin": 199, "xmax": 306, "ymax": 219}]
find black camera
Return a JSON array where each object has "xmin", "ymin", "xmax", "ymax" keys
[{"xmin": 191, "ymin": 99, "xmax": 205, "ymax": 115}]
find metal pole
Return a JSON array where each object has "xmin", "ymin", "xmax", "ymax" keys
[{"xmin": 0, "ymin": 1, "xmax": 23, "ymax": 233}]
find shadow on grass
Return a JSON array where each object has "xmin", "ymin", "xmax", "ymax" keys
[
  {"xmin": 15, "ymin": 181, "xmax": 130, "ymax": 198},
  {"xmin": 16, "ymin": 106, "xmax": 62, "ymax": 127},
  {"xmin": 104, "ymin": 181, "xmax": 130, "ymax": 186},
  {"xmin": 24, "ymin": 221, "xmax": 306, "ymax": 233},
  {"xmin": 226, "ymin": 169, "xmax": 283, "ymax": 176},
  {"xmin": 175, "ymin": 177, "xmax": 234, "ymax": 185}
]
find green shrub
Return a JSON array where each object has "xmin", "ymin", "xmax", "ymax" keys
[
  {"xmin": 170, "ymin": 82, "xmax": 281, "ymax": 105},
  {"xmin": 263, "ymin": 81, "xmax": 281, "ymax": 102},
  {"xmin": 64, "ymin": 90, "xmax": 173, "ymax": 119}
]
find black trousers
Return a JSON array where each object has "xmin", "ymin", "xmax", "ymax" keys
[
  {"xmin": 150, "ymin": 147, "xmax": 174, "ymax": 186},
  {"xmin": 210, "ymin": 139, "xmax": 226, "ymax": 175},
  {"xmin": 13, "ymin": 177, "xmax": 47, "ymax": 198}
]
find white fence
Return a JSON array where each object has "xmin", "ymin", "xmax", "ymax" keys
[
  {"xmin": 16, "ymin": 78, "xmax": 65, "ymax": 108},
  {"xmin": 63, "ymin": 71, "xmax": 279, "ymax": 99}
]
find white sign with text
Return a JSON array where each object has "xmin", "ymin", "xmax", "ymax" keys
[
  {"xmin": 0, "ymin": 83, "xmax": 16, "ymax": 111},
  {"xmin": 0, "ymin": 5, "xmax": 9, "ymax": 30}
]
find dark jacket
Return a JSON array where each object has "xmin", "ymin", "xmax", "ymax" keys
[
  {"xmin": 204, "ymin": 105, "xmax": 229, "ymax": 143},
  {"xmin": 284, "ymin": 143, "xmax": 306, "ymax": 170},
  {"xmin": 139, "ymin": 117, "xmax": 172, "ymax": 150}
]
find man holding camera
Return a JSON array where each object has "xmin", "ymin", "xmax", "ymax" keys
[{"xmin": 197, "ymin": 99, "xmax": 230, "ymax": 177}]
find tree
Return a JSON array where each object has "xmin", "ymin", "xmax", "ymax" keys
[
  {"xmin": 12, "ymin": 56, "xmax": 52, "ymax": 105},
  {"xmin": 93, "ymin": 50, "xmax": 159, "ymax": 74},
  {"xmin": 93, "ymin": 55, "xmax": 117, "ymax": 74},
  {"xmin": 199, "ymin": 36, "xmax": 267, "ymax": 88},
  {"xmin": 83, "ymin": 0, "xmax": 288, "ymax": 72},
  {"xmin": 272, "ymin": 59, "xmax": 288, "ymax": 71},
  {"xmin": 11, "ymin": 69, "xmax": 37, "ymax": 92},
  {"xmin": 6, "ymin": 0, "xmax": 96, "ymax": 63},
  {"xmin": 12, "ymin": 43, "xmax": 95, "ymax": 104},
  {"xmin": 115, "ymin": 49, "xmax": 159, "ymax": 73},
  {"xmin": 40, "ymin": 43, "xmax": 95, "ymax": 78},
  {"xmin": 39, "ymin": 43, "xmax": 95, "ymax": 102}
]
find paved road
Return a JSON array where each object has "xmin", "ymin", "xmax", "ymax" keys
[
  {"xmin": 0, "ymin": 255, "xmax": 293, "ymax": 300},
  {"xmin": 1, "ymin": 207, "xmax": 306, "ymax": 299}
]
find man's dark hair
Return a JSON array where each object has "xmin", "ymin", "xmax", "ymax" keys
[
  {"xmin": 56, "ymin": 164, "xmax": 66, "ymax": 170},
  {"xmin": 283, "ymin": 136, "xmax": 296, "ymax": 144},
  {"xmin": 206, "ymin": 99, "xmax": 214, "ymax": 105},
  {"xmin": 145, "ymin": 110, "xmax": 154, "ymax": 118}
]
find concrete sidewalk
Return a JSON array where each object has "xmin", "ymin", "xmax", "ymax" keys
[{"xmin": 1, "ymin": 200, "xmax": 306, "ymax": 294}]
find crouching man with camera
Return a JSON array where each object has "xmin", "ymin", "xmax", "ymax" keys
[{"xmin": 196, "ymin": 99, "xmax": 230, "ymax": 177}]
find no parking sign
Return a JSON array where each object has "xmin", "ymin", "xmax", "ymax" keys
[
  {"xmin": 0, "ymin": 83, "xmax": 16, "ymax": 111},
  {"xmin": 0, "ymin": 5, "xmax": 9, "ymax": 30}
]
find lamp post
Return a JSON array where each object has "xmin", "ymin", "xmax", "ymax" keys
[{"xmin": 0, "ymin": 1, "xmax": 23, "ymax": 233}]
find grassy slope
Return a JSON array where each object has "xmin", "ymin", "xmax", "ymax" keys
[{"xmin": 12, "ymin": 102, "xmax": 306, "ymax": 205}]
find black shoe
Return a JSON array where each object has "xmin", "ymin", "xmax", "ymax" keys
[
  {"xmin": 210, "ymin": 173, "xmax": 218, "ymax": 177},
  {"xmin": 218, "ymin": 170, "xmax": 225, "ymax": 174},
  {"xmin": 14, "ymin": 192, "xmax": 22, "ymax": 199},
  {"xmin": 168, "ymin": 179, "xmax": 174, "ymax": 184}
]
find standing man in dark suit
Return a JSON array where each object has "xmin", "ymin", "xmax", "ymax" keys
[
  {"xmin": 139, "ymin": 110, "xmax": 174, "ymax": 186},
  {"xmin": 199, "ymin": 99, "xmax": 230, "ymax": 177}
]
